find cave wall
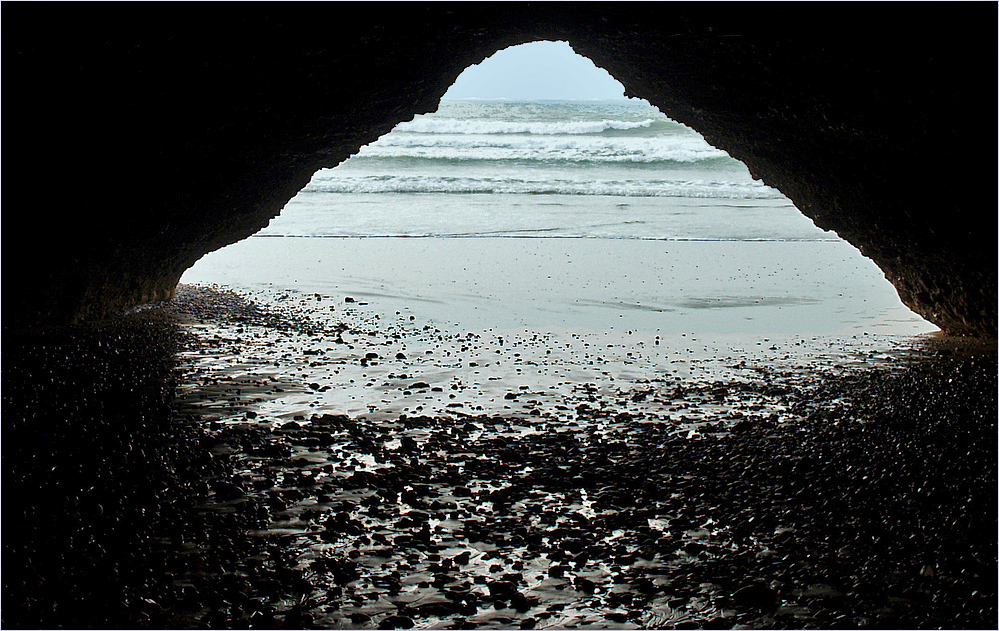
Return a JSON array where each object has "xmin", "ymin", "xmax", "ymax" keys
[{"xmin": 4, "ymin": 3, "xmax": 995, "ymax": 336}]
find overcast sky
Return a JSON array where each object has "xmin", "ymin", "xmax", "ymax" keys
[{"xmin": 443, "ymin": 40, "xmax": 627, "ymax": 100}]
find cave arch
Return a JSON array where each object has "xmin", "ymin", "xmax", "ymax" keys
[
  {"xmin": 5, "ymin": 4, "xmax": 995, "ymax": 336},
  {"xmin": 189, "ymin": 48, "xmax": 931, "ymax": 339}
]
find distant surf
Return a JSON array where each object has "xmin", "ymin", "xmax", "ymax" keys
[
  {"xmin": 299, "ymin": 99, "xmax": 779, "ymax": 201},
  {"xmin": 260, "ymin": 100, "xmax": 834, "ymax": 241}
]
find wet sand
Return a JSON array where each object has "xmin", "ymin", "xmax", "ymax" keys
[
  {"xmin": 180, "ymin": 236, "xmax": 937, "ymax": 337},
  {"xmin": 3, "ymin": 284, "xmax": 995, "ymax": 629}
]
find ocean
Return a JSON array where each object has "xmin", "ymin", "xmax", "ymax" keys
[{"xmin": 182, "ymin": 99, "xmax": 934, "ymax": 337}]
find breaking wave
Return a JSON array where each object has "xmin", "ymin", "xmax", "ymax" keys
[{"xmin": 303, "ymin": 174, "xmax": 784, "ymax": 199}]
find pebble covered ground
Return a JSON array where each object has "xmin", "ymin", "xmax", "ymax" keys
[{"xmin": 3, "ymin": 284, "xmax": 995, "ymax": 629}]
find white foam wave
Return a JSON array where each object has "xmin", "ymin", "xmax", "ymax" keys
[
  {"xmin": 394, "ymin": 117, "xmax": 656, "ymax": 135},
  {"xmin": 357, "ymin": 134, "xmax": 727, "ymax": 164},
  {"xmin": 303, "ymin": 174, "xmax": 783, "ymax": 199}
]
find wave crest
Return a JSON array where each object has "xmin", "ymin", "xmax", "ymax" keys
[
  {"xmin": 394, "ymin": 118, "xmax": 657, "ymax": 135},
  {"xmin": 304, "ymin": 174, "xmax": 784, "ymax": 199},
  {"xmin": 359, "ymin": 134, "xmax": 728, "ymax": 164}
]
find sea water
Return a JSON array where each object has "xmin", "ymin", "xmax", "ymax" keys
[{"xmin": 182, "ymin": 99, "xmax": 935, "ymax": 336}]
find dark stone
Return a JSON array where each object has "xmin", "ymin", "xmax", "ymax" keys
[
  {"xmin": 510, "ymin": 591, "xmax": 532, "ymax": 613},
  {"xmin": 487, "ymin": 580, "xmax": 519, "ymax": 599},
  {"xmin": 2, "ymin": 4, "xmax": 994, "ymax": 336},
  {"xmin": 211, "ymin": 480, "xmax": 244, "ymax": 501},
  {"xmin": 381, "ymin": 615, "xmax": 415, "ymax": 629},
  {"xmin": 732, "ymin": 583, "xmax": 778, "ymax": 612},
  {"xmin": 574, "ymin": 577, "xmax": 597, "ymax": 594},
  {"xmin": 313, "ymin": 413, "xmax": 349, "ymax": 426}
]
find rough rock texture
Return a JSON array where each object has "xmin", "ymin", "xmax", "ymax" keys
[{"xmin": 4, "ymin": 4, "xmax": 995, "ymax": 335}]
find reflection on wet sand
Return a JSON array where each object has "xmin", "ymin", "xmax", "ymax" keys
[
  {"xmin": 163, "ymin": 285, "xmax": 994, "ymax": 629},
  {"xmin": 4, "ymin": 284, "xmax": 994, "ymax": 628}
]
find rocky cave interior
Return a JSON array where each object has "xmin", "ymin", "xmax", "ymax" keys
[
  {"xmin": 3, "ymin": 3, "xmax": 995, "ymax": 338},
  {"xmin": 3, "ymin": 5, "xmax": 997, "ymax": 629}
]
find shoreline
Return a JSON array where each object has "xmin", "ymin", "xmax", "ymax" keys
[
  {"xmin": 168, "ymin": 281, "xmax": 942, "ymax": 426},
  {"xmin": 4, "ymin": 283, "xmax": 995, "ymax": 629},
  {"xmin": 179, "ymin": 235, "xmax": 936, "ymax": 338}
]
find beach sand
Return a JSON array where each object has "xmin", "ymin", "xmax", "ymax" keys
[
  {"xmin": 181, "ymin": 236, "xmax": 936, "ymax": 338},
  {"xmin": 7, "ymin": 282, "xmax": 991, "ymax": 629}
]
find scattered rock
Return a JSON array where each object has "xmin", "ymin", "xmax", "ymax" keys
[
  {"xmin": 381, "ymin": 614, "xmax": 415, "ymax": 628},
  {"xmin": 732, "ymin": 583, "xmax": 778, "ymax": 611}
]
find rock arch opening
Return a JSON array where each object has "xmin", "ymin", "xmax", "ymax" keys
[
  {"xmin": 183, "ymin": 41, "xmax": 933, "ymax": 339},
  {"xmin": 5, "ymin": 7, "xmax": 993, "ymax": 337},
  {"xmin": 6, "ymin": 8, "xmax": 996, "ymax": 630}
]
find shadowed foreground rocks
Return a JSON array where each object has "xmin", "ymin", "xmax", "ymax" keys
[
  {"xmin": 3, "ymin": 3, "xmax": 996, "ymax": 335},
  {"xmin": 1, "ymin": 318, "xmax": 235, "ymax": 628},
  {"xmin": 2, "ymin": 293, "xmax": 995, "ymax": 629}
]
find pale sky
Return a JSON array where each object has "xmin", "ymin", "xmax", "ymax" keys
[{"xmin": 442, "ymin": 40, "xmax": 627, "ymax": 100}]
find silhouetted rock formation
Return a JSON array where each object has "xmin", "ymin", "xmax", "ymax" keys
[{"xmin": 5, "ymin": 4, "xmax": 995, "ymax": 335}]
